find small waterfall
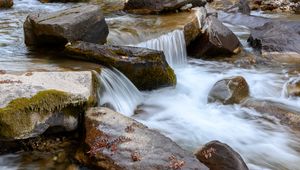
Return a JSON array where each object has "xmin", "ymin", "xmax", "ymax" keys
[
  {"xmin": 134, "ymin": 29, "xmax": 187, "ymax": 67},
  {"xmin": 97, "ymin": 68, "xmax": 143, "ymax": 117}
]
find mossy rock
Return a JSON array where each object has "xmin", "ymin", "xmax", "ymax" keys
[{"xmin": 65, "ymin": 41, "xmax": 176, "ymax": 90}]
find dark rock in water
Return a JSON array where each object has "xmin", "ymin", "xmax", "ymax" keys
[
  {"xmin": 24, "ymin": 5, "xmax": 108, "ymax": 47},
  {"xmin": 0, "ymin": 0, "xmax": 13, "ymax": 8},
  {"xmin": 187, "ymin": 15, "xmax": 241, "ymax": 58},
  {"xmin": 65, "ymin": 41, "xmax": 176, "ymax": 90},
  {"xmin": 242, "ymin": 98, "xmax": 300, "ymax": 131},
  {"xmin": 195, "ymin": 140, "xmax": 249, "ymax": 170},
  {"xmin": 285, "ymin": 78, "xmax": 300, "ymax": 97},
  {"xmin": 0, "ymin": 71, "xmax": 96, "ymax": 140},
  {"xmin": 248, "ymin": 21, "xmax": 300, "ymax": 64},
  {"xmin": 76, "ymin": 107, "xmax": 208, "ymax": 170},
  {"xmin": 208, "ymin": 76, "xmax": 249, "ymax": 105},
  {"xmin": 124, "ymin": 0, "xmax": 206, "ymax": 14}
]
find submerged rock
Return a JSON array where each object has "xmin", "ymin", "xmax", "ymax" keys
[
  {"xmin": 248, "ymin": 21, "xmax": 300, "ymax": 64},
  {"xmin": 0, "ymin": 71, "xmax": 97, "ymax": 140},
  {"xmin": 242, "ymin": 98, "xmax": 300, "ymax": 131},
  {"xmin": 187, "ymin": 15, "xmax": 241, "ymax": 58},
  {"xmin": 24, "ymin": 5, "xmax": 108, "ymax": 47},
  {"xmin": 0, "ymin": 0, "xmax": 13, "ymax": 8},
  {"xmin": 76, "ymin": 107, "xmax": 208, "ymax": 170},
  {"xmin": 124, "ymin": 0, "xmax": 206, "ymax": 14},
  {"xmin": 285, "ymin": 78, "xmax": 300, "ymax": 97},
  {"xmin": 65, "ymin": 41, "xmax": 176, "ymax": 90},
  {"xmin": 195, "ymin": 140, "xmax": 248, "ymax": 170},
  {"xmin": 208, "ymin": 76, "xmax": 249, "ymax": 105}
]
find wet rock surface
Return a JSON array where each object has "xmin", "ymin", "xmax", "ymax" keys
[
  {"xmin": 24, "ymin": 5, "xmax": 108, "ymax": 47},
  {"xmin": 0, "ymin": 0, "xmax": 13, "ymax": 8},
  {"xmin": 208, "ymin": 76, "xmax": 249, "ymax": 104},
  {"xmin": 285, "ymin": 78, "xmax": 300, "ymax": 97},
  {"xmin": 187, "ymin": 15, "xmax": 241, "ymax": 58},
  {"xmin": 124, "ymin": 0, "xmax": 206, "ymax": 14},
  {"xmin": 208, "ymin": 0, "xmax": 250, "ymax": 15},
  {"xmin": 195, "ymin": 140, "xmax": 249, "ymax": 170},
  {"xmin": 65, "ymin": 41, "xmax": 176, "ymax": 90},
  {"xmin": 242, "ymin": 98, "xmax": 300, "ymax": 131},
  {"xmin": 77, "ymin": 107, "xmax": 209, "ymax": 170},
  {"xmin": 0, "ymin": 71, "xmax": 96, "ymax": 140},
  {"xmin": 248, "ymin": 20, "xmax": 300, "ymax": 64}
]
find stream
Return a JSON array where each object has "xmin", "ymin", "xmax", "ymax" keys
[{"xmin": 1, "ymin": 0, "xmax": 300, "ymax": 170}]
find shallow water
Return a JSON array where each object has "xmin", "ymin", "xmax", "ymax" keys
[{"xmin": 1, "ymin": 0, "xmax": 300, "ymax": 170}]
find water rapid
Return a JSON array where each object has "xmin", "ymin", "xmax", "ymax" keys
[{"xmin": 97, "ymin": 67, "xmax": 143, "ymax": 117}]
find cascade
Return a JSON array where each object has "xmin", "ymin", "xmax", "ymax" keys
[{"xmin": 97, "ymin": 67, "xmax": 143, "ymax": 117}]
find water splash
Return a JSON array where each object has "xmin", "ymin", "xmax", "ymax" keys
[
  {"xmin": 97, "ymin": 67, "xmax": 143, "ymax": 117},
  {"xmin": 134, "ymin": 30, "xmax": 187, "ymax": 67}
]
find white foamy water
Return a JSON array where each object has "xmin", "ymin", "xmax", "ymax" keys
[
  {"xmin": 97, "ymin": 68, "xmax": 143, "ymax": 117},
  {"xmin": 134, "ymin": 60, "xmax": 300, "ymax": 170},
  {"xmin": 134, "ymin": 30, "xmax": 188, "ymax": 67}
]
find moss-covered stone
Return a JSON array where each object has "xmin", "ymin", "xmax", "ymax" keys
[
  {"xmin": 0, "ymin": 90, "xmax": 85, "ymax": 140},
  {"xmin": 65, "ymin": 41, "xmax": 176, "ymax": 90}
]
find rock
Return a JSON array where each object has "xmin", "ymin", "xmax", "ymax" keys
[
  {"xmin": 24, "ymin": 5, "xmax": 108, "ymax": 47},
  {"xmin": 0, "ymin": 0, "xmax": 13, "ymax": 8},
  {"xmin": 77, "ymin": 107, "xmax": 208, "ymax": 170},
  {"xmin": 187, "ymin": 15, "xmax": 241, "ymax": 58},
  {"xmin": 285, "ymin": 78, "xmax": 300, "ymax": 97},
  {"xmin": 242, "ymin": 98, "xmax": 300, "ymax": 131},
  {"xmin": 195, "ymin": 140, "xmax": 248, "ymax": 170},
  {"xmin": 248, "ymin": 21, "xmax": 300, "ymax": 64},
  {"xmin": 65, "ymin": 41, "xmax": 176, "ymax": 90},
  {"xmin": 208, "ymin": 76, "xmax": 249, "ymax": 105},
  {"xmin": 124, "ymin": 0, "xmax": 206, "ymax": 14},
  {"xmin": 208, "ymin": 0, "xmax": 250, "ymax": 15},
  {"xmin": 39, "ymin": 0, "xmax": 85, "ymax": 2},
  {"xmin": 0, "ymin": 71, "xmax": 97, "ymax": 140}
]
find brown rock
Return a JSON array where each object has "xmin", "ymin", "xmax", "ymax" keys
[
  {"xmin": 208, "ymin": 76, "xmax": 249, "ymax": 105},
  {"xmin": 77, "ymin": 107, "xmax": 209, "ymax": 170},
  {"xmin": 286, "ymin": 78, "xmax": 300, "ymax": 97},
  {"xmin": 195, "ymin": 140, "xmax": 248, "ymax": 170},
  {"xmin": 0, "ymin": 0, "xmax": 13, "ymax": 8}
]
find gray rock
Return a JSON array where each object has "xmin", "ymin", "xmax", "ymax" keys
[
  {"xmin": 195, "ymin": 140, "xmax": 248, "ymax": 170},
  {"xmin": 248, "ymin": 21, "xmax": 300, "ymax": 64},
  {"xmin": 0, "ymin": 71, "xmax": 97, "ymax": 140},
  {"xmin": 65, "ymin": 41, "xmax": 176, "ymax": 90},
  {"xmin": 77, "ymin": 107, "xmax": 208, "ymax": 170},
  {"xmin": 187, "ymin": 15, "xmax": 241, "ymax": 58},
  {"xmin": 24, "ymin": 5, "xmax": 108, "ymax": 46},
  {"xmin": 208, "ymin": 76, "xmax": 249, "ymax": 105},
  {"xmin": 124, "ymin": 0, "xmax": 206, "ymax": 14}
]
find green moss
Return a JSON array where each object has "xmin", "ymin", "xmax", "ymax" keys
[{"xmin": 0, "ymin": 90, "xmax": 85, "ymax": 139}]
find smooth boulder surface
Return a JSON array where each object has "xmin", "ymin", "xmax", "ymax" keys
[
  {"xmin": 285, "ymin": 78, "xmax": 300, "ymax": 97},
  {"xmin": 208, "ymin": 76, "xmax": 249, "ymax": 104},
  {"xmin": 76, "ymin": 107, "xmax": 208, "ymax": 170},
  {"xmin": 195, "ymin": 140, "xmax": 248, "ymax": 170},
  {"xmin": 187, "ymin": 15, "xmax": 241, "ymax": 58},
  {"xmin": 124, "ymin": 0, "xmax": 206, "ymax": 14},
  {"xmin": 0, "ymin": 71, "xmax": 96, "ymax": 140},
  {"xmin": 242, "ymin": 98, "xmax": 300, "ymax": 131},
  {"xmin": 248, "ymin": 21, "xmax": 300, "ymax": 64},
  {"xmin": 65, "ymin": 41, "xmax": 176, "ymax": 90},
  {"xmin": 0, "ymin": 0, "xmax": 13, "ymax": 8},
  {"xmin": 24, "ymin": 5, "xmax": 108, "ymax": 46}
]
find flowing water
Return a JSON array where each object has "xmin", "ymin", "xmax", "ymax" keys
[{"xmin": 1, "ymin": 0, "xmax": 300, "ymax": 170}]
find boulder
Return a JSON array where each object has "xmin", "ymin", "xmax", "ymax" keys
[
  {"xmin": 24, "ymin": 5, "xmax": 108, "ymax": 47},
  {"xmin": 76, "ymin": 107, "xmax": 208, "ymax": 170},
  {"xmin": 285, "ymin": 78, "xmax": 300, "ymax": 97},
  {"xmin": 187, "ymin": 15, "xmax": 241, "ymax": 58},
  {"xmin": 195, "ymin": 140, "xmax": 248, "ymax": 170},
  {"xmin": 124, "ymin": 0, "xmax": 206, "ymax": 14},
  {"xmin": 208, "ymin": 76, "xmax": 249, "ymax": 105},
  {"xmin": 248, "ymin": 21, "xmax": 300, "ymax": 64},
  {"xmin": 208, "ymin": 0, "xmax": 250, "ymax": 15},
  {"xmin": 0, "ymin": 0, "xmax": 13, "ymax": 8},
  {"xmin": 65, "ymin": 41, "xmax": 176, "ymax": 90},
  {"xmin": 242, "ymin": 98, "xmax": 300, "ymax": 131},
  {"xmin": 0, "ymin": 71, "xmax": 97, "ymax": 140}
]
